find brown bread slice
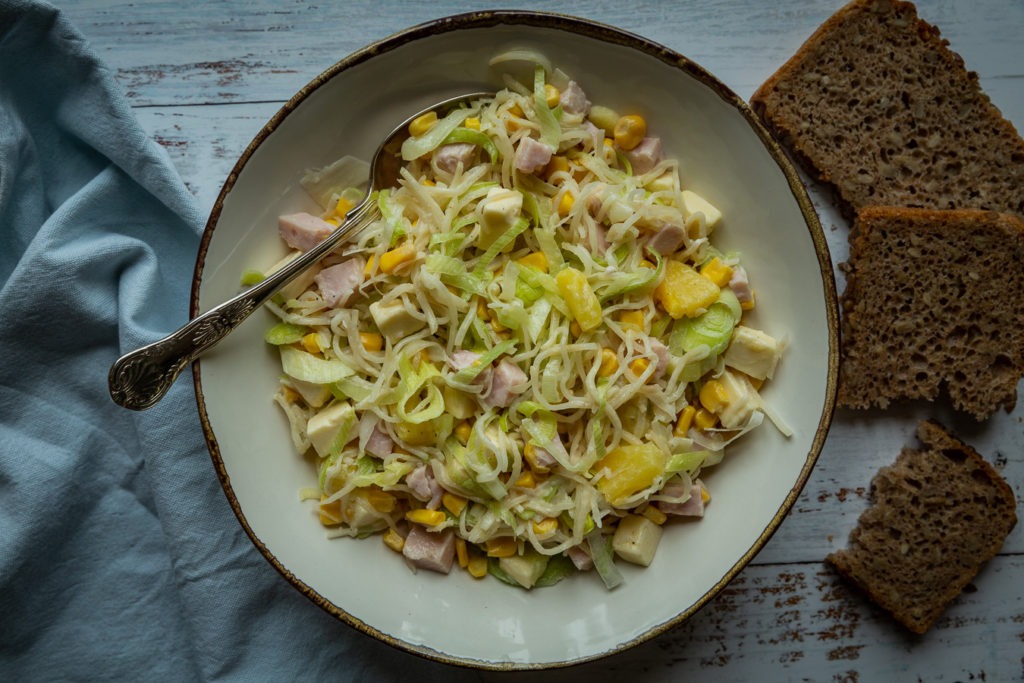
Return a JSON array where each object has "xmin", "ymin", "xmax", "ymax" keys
[
  {"xmin": 750, "ymin": 0, "xmax": 1024, "ymax": 220},
  {"xmin": 826, "ymin": 420, "xmax": 1017, "ymax": 634},
  {"xmin": 839, "ymin": 206, "xmax": 1024, "ymax": 419}
]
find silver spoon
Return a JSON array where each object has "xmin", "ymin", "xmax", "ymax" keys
[{"xmin": 109, "ymin": 91, "xmax": 492, "ymax": 411}]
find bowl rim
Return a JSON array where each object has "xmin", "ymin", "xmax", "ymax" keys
[{"xmin": 190, "ymin": 8, "xmax": 840, "ymax": 671}]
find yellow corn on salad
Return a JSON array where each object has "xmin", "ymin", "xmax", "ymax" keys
[{"xmin": 253, "ymin": 54, "xmax": 788, "ymax": 591}]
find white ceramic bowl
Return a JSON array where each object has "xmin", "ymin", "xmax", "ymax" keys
[{"xmin": 192, "ymin": 10, "xmax": 838, "ymax": 669}]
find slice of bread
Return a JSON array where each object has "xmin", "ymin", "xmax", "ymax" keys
[
  {"xmin": 839, "ymin": 206, "xmax": 1024, "ymax": 419},
  {"xmin": 750, "ymin": 0, "xmax": 1024, "ymax": 220},
  {"xmin": 826, "ymin": 420, "xmax": 1017, "ymax": 634}
]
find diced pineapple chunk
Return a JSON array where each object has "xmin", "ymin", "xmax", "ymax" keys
[
  {"xmin": 654, "ymin": 260, "xmax": 720, "ymax": 319},
  {"xmin": 612, "ymin": 514, "xmax": 664, "ymax": 567},
  {"xmin": 307, "ymin": 401, "xmax": 356, "ymax": 457},
  {"xmin": 593, "ymin": 443, "xmax": 667, "ymax": 506},
  {"xmin": 555, "ymin": 267, "xmax": 603, "ymax": 332}
]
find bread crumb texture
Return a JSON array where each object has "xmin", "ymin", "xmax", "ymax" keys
[
  {"xmin": 838, "ymin": 207, "xmax": 1024, "ymax": 419},
  {"xmin": 750, "ymin": 0, "xmax": 1024, "ymax": 219},
  {"xmin": 826, "ymin": 420, "xmax": 1017, "ymax": 634}
]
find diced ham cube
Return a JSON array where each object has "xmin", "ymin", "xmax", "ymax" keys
[
  {"xmin": 559, "ymin": 80, "xmax": 591, "ymax": 116},
  {"xmin": 649, "ymin": 338, "xmax": 670, "ymax": 380},
  {"xmin": 514, "ymin": 137, "xmax": 554, "ymax": 173},
  {"xmin": 623, "ymin": 136, "xmax": 663, "ymax": 175},
  {"xmin": 314, "ymin": 256, "xmax": 364, "ymax": 307},
  {"xmin": 658, "ymin": 478, "xmax": 707, "ymax": 517},
  {"xmin": 365, "ymin": 424, "xmax": 393, "ymax": 458},
  {"xmin": 278, "ymin": 212, "xmax": 334, "ymax": 252},
  {"xmin": 402, "ymin": 526, "xmax": 456, "ymax": 574},
  {"xmin": 581, "ymin": 120, "xmax": 603, "ymax": 151},
  {"xmin": 448, "ymin": 350, "xmax": 482, "ymax": 372},
  {"xmin": 729, "ymin": 265, "xmax": 754, "ymax": 308},
  {"xmin": 483, "ymin": 359, "xmax": 528, "ymax": 408},
  {"xmin": 434, "ymin": 143, "xmax": 477, "ymax": 174},
  {"xmin": 406, "ymin": 464, "xmax": 444, "ymax": 510},
  {"xmin": 644, "ymin": 222, "xmax": 687, "ymax": 255}
]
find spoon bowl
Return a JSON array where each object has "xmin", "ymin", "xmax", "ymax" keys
[{"xmin": 107, "ymin": 91, "xmax": 492, "ymax": 411}]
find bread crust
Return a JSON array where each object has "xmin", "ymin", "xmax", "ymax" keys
[
  {"xmin": 826, "ymin": 420, "xmax": 1017, "ymax": 634},
  {"xmin": 750, "ymin": 0, "xmax": 1024, "ymax": 219}
]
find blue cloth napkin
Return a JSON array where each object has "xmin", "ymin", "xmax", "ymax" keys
[{"xmin": 0, "ymin": 3, "xmax": 484, "ymax": 679}]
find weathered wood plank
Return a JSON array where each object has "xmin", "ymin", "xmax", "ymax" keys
[
  {"xmin": 61, "ymin": 0, "xmax": 1024, "ymax": 115},
  {"xmin": 554, "ymin": 554, "xmax": 1024, "ymax": 682}
]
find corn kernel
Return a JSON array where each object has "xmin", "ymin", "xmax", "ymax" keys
[
  {"xmin": 555, "ymin": 267, "xmax": 602, "ymax": 332},
  {"xmin": 508, "ymin": 102, "xmax": 524, "ymax": 118},
  {"xmin": 443, "ymin": 492, "xmax": 468, "ymax": 516},
  {"xmin": 323, "ymin": 216, "xmax": 340, "ymax": 226},
  {"xmin": 619, "ymin": 309, "xmax": 645, "ymax": 330},
  {"xmin": 514, "ymin": 470, "xmax": 537, "ymax": 489},
  {"xmin": 516, "ymin": 252, "xmax": 549, "ymax": 272},
  {"xmin": 281, "ymin": 386, "xmax": 301, "ymax": 403},
  {"xmin": 674, "ymin": 406, "xmax": 696, "ymax": 437},
  {"xmin": 628, "ymin": 357, "xmax": 650, "ymax": 378},
  {"xmin": 366, "ymin": 489, "xmax": 396, "ymax": 513},
  {"xmin": 740, "ymin": 295, "xmax": 756, "ymax": 311},
  {"xmin": 383, "ymin": 528, "xmax": 405, "ymax": 553},
  {"xmin": 334, "ymin": 196, "xmax": 356, "ymax": 218},
  {"xmin": 641, "ymin": 505, "xmax": 668, "ymax": 525},
  {"xmin": 701, "ymin": 485, "xmax": 711, "ymax": 504},
  {"xmin": 467, "ymin": 553, "xmax": 488, "ymax": 578},
  {"xmin": 363, "ymin": 255, "xmax": 378, "ymax": 277},
  {"xmin": 455, "ymin": 538, "xmax": 469, "ymax": 568},
  {"xmin": 532, "ymin": 517, "xmax": 558, "ymax": 536},
  {"xmin": 301, "ymin": 333, "xmax": 321, "ymax": 354},
  {"xmin": 420, "ymin": 177, "xmax": 436, "ymax": 187},
  {"xmin": 454, "ymin": 420, "xmax": 473, "ymax": 446},
  {"xmin": 405, "ymin": 509, "xmax": 447, "ymax": 527},
  {"xmin": 699, "ymin": 379, "xmax": 730, "ymax": 413},
  {"xmin": 464, "ymin": 117, "xmax": 480, "ymax": 130},
  {"xmin": 613, "ymin": 114, "xmax": 647, "ymax": 151},
  {"xmin": 544, "ymin": 155, "xmax": 569, "ymax": 181},
  {"xmin": 485, "ymin": 537, "xmax": 517, "ymax": 558},
  {"xmin": 359, "ymin": 332, "xmax": 383, "ymax": 353},
  {"xmin": 555, "ymin": 191, "xmax": 575, "ymax": 217},
  {"xmin": 597, "ymin": 348, "xmax": 619, "ymax": 377},
  {"xmin": 700, "ymin": 257, "xmax": 734, "ymax": 288},
  {"xmin": 380, "ymin": 243, "xmax": 416, "ymax": 274},
  {"xmin": 544, "ymin": 83, "xmax": 560, "ymax": 108},
  {"xmin": 408, "ymin": 111, "xmax": 438, "ymax": 137},
  {"xmin": 318, "ymin": 497, "xmax": 342, "ymax": 526},
  {"xmin": 694, "ymin": 407, "xmax": 718, "ymax": 430},
  {"xmin": 523, "ymin": 443, "xmax": 551, "ymax": 474},
  {"xmin": 569, "ymin": 321, "xmax": 582, "ymax": 338}
]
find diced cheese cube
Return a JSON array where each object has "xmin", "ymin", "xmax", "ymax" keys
[
  {"xmin": 612, "ymin": 514, "xmax": 663, "ymax": 567},
  {"xmin": 289, "ymin": 378, "xmax": 331, "ymax": 408},
  {"xmin": 681, "ymin": 190, "xmax": 722, "ymax": 230},
  {"xmin": 724, "ymin": 326, "xmax": 782, "ymax": 380},
  {"xmin": 478, "ymin": 187, "xmax": 523, "ymax": 250},
  {"xmin": 307, "ymin": 401, "xmax": 356, "ymax": 457},
  {"xmin": 498, "ymin": 553, "xmax": 549, "ymax": 589},
  {"xmin": 369, "ymin": 299, "xmax": 426, "ymax": 341}
]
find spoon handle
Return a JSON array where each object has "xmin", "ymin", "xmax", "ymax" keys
[{"xmin": 108, "ymin": 201, "xmax": 379, "ymax": 410}]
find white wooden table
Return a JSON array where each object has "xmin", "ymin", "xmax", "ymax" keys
[{"xmin": 57, "ymin": 1, "xmax": 1024, "ymax": 679}]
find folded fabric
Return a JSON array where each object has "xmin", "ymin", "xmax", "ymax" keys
[{"xmin": 0, "ymin": 2, "xmax": 467, "ymax": 679}]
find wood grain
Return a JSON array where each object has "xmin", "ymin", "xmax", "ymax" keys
[{"xmin": 61, "ymin": 0, "xmax": 1024, "ymax": 677}]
